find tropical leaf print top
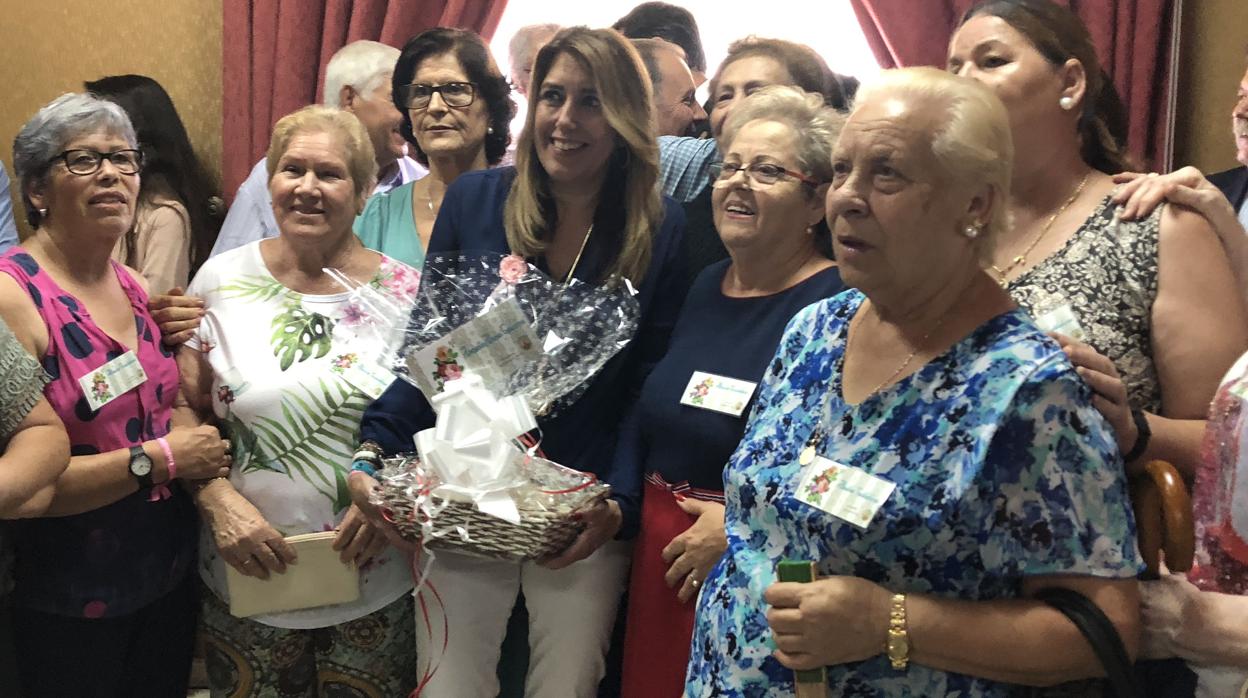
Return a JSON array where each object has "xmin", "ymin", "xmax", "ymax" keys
[{"xmin": 186, "ymin": 241, "xmax": 419, "ymax": 629}]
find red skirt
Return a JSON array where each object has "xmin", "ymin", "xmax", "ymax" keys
[{"xmin": 621, "ymin": 476, "xmax": 723, "ymax": 698}]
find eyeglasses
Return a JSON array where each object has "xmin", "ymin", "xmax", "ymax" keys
[
  {"xmin": 398, "ymin": 82, "xmax": 477, "ymax": 110},
  {"xmin": 56, "ymin": 149, "xmax": 144, "ymax": 176},
  {"xmin": 709, "ymin": 161, "xmax": 819, "ymax": 188}
]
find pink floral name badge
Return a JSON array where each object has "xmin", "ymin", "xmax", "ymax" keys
[
  {"xmin": 794, "ymin": 456, "xmax": 895, "ymax": 530},
  {"xmin": 77, "ymin": 350, "xmax": 148, "ymax": 412},
  {"xmin": 678, "ymin": 371, "xmax": 756, "ymax": 417}
]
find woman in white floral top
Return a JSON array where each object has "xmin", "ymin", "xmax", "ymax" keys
[{"xmin": 177, "ymin": 106, "xmax": 418, "ymax": 697}]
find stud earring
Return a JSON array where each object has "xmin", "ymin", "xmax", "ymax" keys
[
  {"xmin": 487, "ymin": 126, "xmax": 495, "ymax": 135},
  {"xmin": 963, "ymin": 224, "xmax": 980, "ymax": 239},
  {"xmin": 38, "ymin": 208, "xmax": 48, "ymax": 217},
  {"xmin": 1059, "ymin": 96, "xmax": 1075, "ymax": 110}
]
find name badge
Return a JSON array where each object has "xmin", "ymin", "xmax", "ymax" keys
[
  {"xmin": 679, "ymin": 371, "xmax": 757, "ymax": 417},
  {"xmin": 795, "ymin": 456, "xmax": 895, "ymax": 529},
  {"xmin": 1033, "ymin": 303, "xmax": 1088, "ymax": 342},
  {"xmin": 78, "ymin": 350, "xmax": 147, "ymax": 412},
  {"xmin": 331, "ymin": 353, "xmax": 395, "ymax": 400}
]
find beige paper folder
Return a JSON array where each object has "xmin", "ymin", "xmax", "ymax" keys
[{"xmin": 225, "ymin": 531, "xmax": 360, "ymax": 618}]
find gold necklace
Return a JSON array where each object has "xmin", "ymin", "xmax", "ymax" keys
[
  {"xmin": 562, "ymin": 224, "xmax": 593, "ymax": 286},
  {"xmin": 990, "ymin": 172, "xmax": 1090, "ymax": 287},
  {"xmin": 798, "ymin": 303, "xmax": 946, "ymax": 466}
]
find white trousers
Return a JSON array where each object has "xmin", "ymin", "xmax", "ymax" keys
[{"xmin": 413, "ymin": 540, "xmax": 631, "ymax": 698}]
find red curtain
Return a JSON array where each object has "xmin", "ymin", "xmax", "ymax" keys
[
  {"xmin": 849, "ymin": 0, "xmax": 1175, "ymax": 170},
  {"xmin": 221, "ymin": 0, "xmax": 509, "ymax": 202}
]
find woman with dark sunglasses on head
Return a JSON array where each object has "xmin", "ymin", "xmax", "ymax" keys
[{"xmin": 353, "ymin": 28, "xmax": 516, "ymax": 268}]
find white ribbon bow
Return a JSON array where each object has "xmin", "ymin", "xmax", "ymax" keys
[{"xmin": 414, "ymin": 373, "xmax": 537, "ymax": 524}]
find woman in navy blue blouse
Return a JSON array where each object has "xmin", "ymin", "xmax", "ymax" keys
[
  {"xmin": 348, "ymin": 27, "xmax": 685, "ymax": 698},
  {"xmin": 617, "ymin": 86, "xmax": 846, "ymax": 698}
]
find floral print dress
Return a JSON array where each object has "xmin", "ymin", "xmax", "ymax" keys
[
  {"xmin": 685, "ymin": 290, "xmax": 1143, "ymax": 697},
  {"xmin": 186, "ymin": 241, "xmax": 420, "ymax": 629}
]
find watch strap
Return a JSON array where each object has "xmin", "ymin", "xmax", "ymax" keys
[
  {"xmin": 1123, "ymin": 407, "xmax": 1151, "ymax": 463},
  {"xmin": 887, "ymin": 593, "xmax": 909, "ymax": 670}
]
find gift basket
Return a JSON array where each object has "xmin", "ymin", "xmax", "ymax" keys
[{"xmin": 337, "ymin": 253, "xmax": 639, "ymax": 561}]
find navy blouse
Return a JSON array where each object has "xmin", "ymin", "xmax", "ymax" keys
[
  {"xmin": 359, "ymin": 167, "xmax": 687, "ymax": 532},
  {"xmin": 609, "ymin": 260, "xmax": 844, "ymax": 532}
]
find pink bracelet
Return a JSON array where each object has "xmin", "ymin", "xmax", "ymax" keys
[
  {"xmin": 156, "ymin": 436, "xmax": 177, "ymax": 481},
  {"xmin": 147, "ymin": 437, "xmax": 175, "ymax": 502}
]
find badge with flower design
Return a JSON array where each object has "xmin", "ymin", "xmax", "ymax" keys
[
  {"xmin": 802, "ymin": 465, "xmax": 840, "ymax": 503},
  {"xmin": 331, "ymin": 353, "xmax": 359, "ymax": 374}
]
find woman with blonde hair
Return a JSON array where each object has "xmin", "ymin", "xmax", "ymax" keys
[
  {"xmin": 180, "ymin": 105, "xmax": 417, "ymax": 696},
  {"xmin": 350, "ymin": 26, "xmax": 686, "ymax": 698},
  {"xmin": 687, "ymin": 67, "xmax": 1142, "ymax": 697}
]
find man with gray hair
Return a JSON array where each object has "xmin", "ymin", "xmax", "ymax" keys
[
  {"xmin": 508, "ymin": 23, "xmax": 559, "ymax": 96},
  {"xmin": 632, "ymin": 38, "xmax": 706, "ymax": 138},
  {"xmin": 210, "ymin": 40, "xmax": 425, "ymax": 257}
]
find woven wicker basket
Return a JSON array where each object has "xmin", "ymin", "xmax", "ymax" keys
[{"xmin": 375, "ymin": 454, "xmax": 609, "ymax": 562}]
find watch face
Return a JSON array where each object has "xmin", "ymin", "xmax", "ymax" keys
[{"xmin": 131, "ymin": 452, "xmax": 153, "ymax": 477}]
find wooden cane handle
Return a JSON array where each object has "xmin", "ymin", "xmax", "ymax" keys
[
  {"xmin": 1131, "ymin": 475, "xmax": 1163, "ymax": 577},
  {"xmin": 1143, "ymin": 460, "xmax": 1194, "ymax": 572}
]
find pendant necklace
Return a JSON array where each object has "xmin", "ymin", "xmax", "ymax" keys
[
  {"xmin": 990, "ymin": 172, "xmax": 1090, "ymax": 287},
  {"xmin": 798, "ymin": 302, "xmax": 947, "ymax": 466}
]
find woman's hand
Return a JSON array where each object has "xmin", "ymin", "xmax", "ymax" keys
[
  {"xmin": 1050, "ymin": 333, "xmax": 1141, "ymax": 469},
  {"xmin": 332, "ymin": 504, "xmax": 390, "ymax": 566},
  {"xmin": 201, "ymin": 486, "xmax": 297, "ymax": 579},
  {"xmin": 163, "ymin": 424, "xmax": 232, "ymax": 480},
  {"xmin": 1112, "ymin": 168, "xmax": 1236, "ymax": 224},
  {"xmin": 765, "ymin": 576, "xmax": 892, "ymax": 670},
  {"xmin": 147, "ymin": 287, "xmax": 204, "ymax": 346},
  {"xmin": 542, "ymin": 498, "xmax": 622, "ymax": 570},
  {"xmin": 661, "ymin": 497, "xmax": 727, "ymax": 602},
  {"xmin": 346, "ymin": 470, "xmax": 416, "ymax": 552}
]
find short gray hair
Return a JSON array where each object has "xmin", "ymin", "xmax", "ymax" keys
[
  {"xmin": 12, "ymin": 92, "xmax": 136, "ymax": 228},
  {"xmin": 631, "ymin": 38, "xmax": 672, "ymax": 97},
  {"xmin": 324, "ymin": 40, "xmax": 400, "ymax": 107},
  {"xmin": 720, "ymin": 85, "xmax": 845, "ymax": 194},
  {"xmin": 508, "ymin": 23, "xmax": 560, "ymax": 76},
  {"xmin": 851, "ymin": 67, "xmax": 1013, "ymax": 263}
]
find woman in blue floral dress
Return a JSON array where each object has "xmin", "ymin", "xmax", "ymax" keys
[{"xmin": 686, "ymin": 68, "xmax": 1143, "ymax": 697}]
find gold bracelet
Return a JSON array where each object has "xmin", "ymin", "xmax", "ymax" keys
[{"xmin": 886, "ymin": 593, "xmax": 910, "ymax": 670}]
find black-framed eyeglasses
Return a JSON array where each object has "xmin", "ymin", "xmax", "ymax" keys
[
  {"xmin": 709, "ymin": 161, "xmax": 820, "ymax": 188},
  {"xmin": 398, "ymin": 82, "xmax": 477, "ymax": 110},
  {"xmin": 56, "ymin": 149, "xmax": 144, "ymax": 176}
]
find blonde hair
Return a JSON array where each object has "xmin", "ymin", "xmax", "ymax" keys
[
  {"xmin": 721, "ymin": 85, "xmax": 845, "ymax": 194},
  {"xmin": 504, "ymin": 27, "xmax": 662, "ymax": 284},
  {"xmin": 852, "ymin": 67, "xmax": 1013, "ymax": 263},
  {"xmin": 265, "ymin": 105, "xmax": 377, "ymax": 206}
]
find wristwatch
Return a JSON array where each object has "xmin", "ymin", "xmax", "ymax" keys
[
  {"xmin": 1122, "ymin": 407, "xmax": 1151, "ymax": 463},
  {"xmin": 886, "ymin": 593, "xmax": 910, "ymax": 670},
  {"xmin": 128, "ymin": 445, "xmax": 155, "ymax": 489}
]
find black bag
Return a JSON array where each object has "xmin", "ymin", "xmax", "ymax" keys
[{"xmin": 1027, "ymin": 587, "xmax": 1142, "ymax": 698}]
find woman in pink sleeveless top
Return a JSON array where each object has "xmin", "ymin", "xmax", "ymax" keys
[{"xmin": 1, "ymin": 93, "xmax": 232, "ymax": 697}]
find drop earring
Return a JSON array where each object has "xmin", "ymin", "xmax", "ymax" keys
[
  {"xmin": 487, "ymin": 126, "xmax": 495, "ymax": 135},
  {"xmin": 1059, "ymin": 96, "xmax": 1075, "ymax": 110}
]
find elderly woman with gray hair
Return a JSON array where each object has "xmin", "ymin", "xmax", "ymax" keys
[
  {"xmin": 614, "ymin": 85, "xmax": 845, "ymax": 698},
  {"xmin": 686, "ymin": 68, "xmax": 1143, "ymax": 697},
  {"xmin": 0, "ymin": 93, "xmax": 231, "ymax": 696}
]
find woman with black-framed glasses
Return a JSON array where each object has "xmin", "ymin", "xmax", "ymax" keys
[
  {"xmin": 0, "ymin": 92, "xmax": 232, "ymax": 696},
  {"xmin": 616, "ymin": 85, "xmax": 846, "ymax": 698},
  {"xmin": 353, "ymin": 27, "xmax": 516, "ymax": 268}
]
